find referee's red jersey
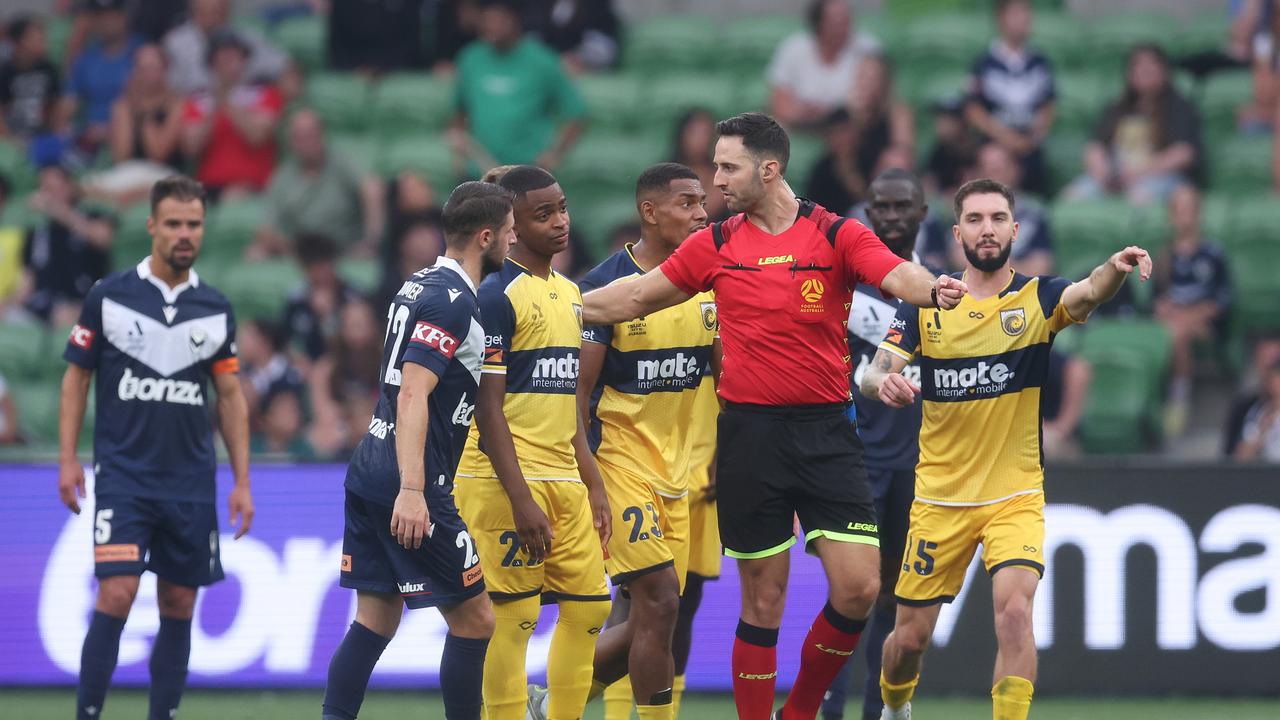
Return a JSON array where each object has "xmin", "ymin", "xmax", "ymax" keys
[{"xmin": 660, "ymin": 200, "xmax": 905, "ymax": 406}]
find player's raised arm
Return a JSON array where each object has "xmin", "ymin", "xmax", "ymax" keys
[
  {"xmin": 1060, "ymin": 245, "xmax": 1153, "ymax": 321},
  {"xmin": 860, "ymin": 348, "xmax": 920, "ymax": 409},
  {"xmin": 879, "ymin": 263, "xmax": 968, "ymax": 311},
  {"xmin": 212, "ymin": 371, "xmax": 254, "ymax": 539},
  {"xmin": 580, "ymin": 269, "xmax": 691, "ymax": 326},
  {"xmin": 393, "ymin": 362, "xmax": 440, "ymax": 550}
]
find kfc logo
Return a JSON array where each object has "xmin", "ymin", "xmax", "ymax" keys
[
  {"xmin": 69, "ymin": 325, "xmax": 95, "ymax": 350},
  {"xmin": 410, "ymin": 321, "xmax": 458, "ymax": 358}
]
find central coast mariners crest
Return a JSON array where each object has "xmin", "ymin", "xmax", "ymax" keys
[
  {"xmin": 1000, "ymin": 307, "xmax": 1026, "ymax": 336},
  {"xmin": 700, "ymin": 301, "xmax": 718, "ymax": 330},
  {"xmin": 571, "ymin": 302, "xmax": 583, "ymax": 331}
]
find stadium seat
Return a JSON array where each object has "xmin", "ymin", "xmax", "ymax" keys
[
  {"xmin": 305, "ymin": 72, "xmax": 371, "ymax": 133},
  {"xmin": 647, "ymin": 73, "xmax": 740, "ymax": 132},
  {"xmin": 329, "ymin": 133, "xmax": 381, "ymax": 173},
  {"xmin": 0, "ymin": 139, "xmax": 37, "ymax": 195},
  {"xmin": 0, "ymin": 323, "xmax": 52, "ymax": 381},
  {"xmin": 375, "ymin": 136, "xmax": 458, "ymax": 201},
  {"xmin": 1085, "ymin": 13, "xmax": 1179, "ymax": 74},
  {"xmin": 903, "ymin": 69, "xmax": 972, "ymax": 110},
  {"xmin": 1168, "ymin": 12, "xmax": 1232, "ymax": 59},
  {"xmin": 370, "ymin": 74, "xmax": 454, "ymax": 137},
  {"xmin": 559, "ymin": 132, "xmax": 665, "ymax": 197},
  {"xmin": 339, "ymin": 257, "xmax": 380, "ymax": 293},
  {"xmin": 272, "ymin": 15, "xmax": 326, "ymax": 72},
  {"xmin": 786, "ymin": 133, "xmax": 825, "ymax": 190},
  {"xmin": 624, "ymin": 15, "xmax": 718, "ymax": 73},
  {"xmin": 1043, "ymin": 131, "xmax": 1086, "ymax": 196},
  {"xmin": 1030, "ymin": 11, "xmax": 1088, "ymax": 70},
  {"xmin": 1224, "ymin": 193, "xmax": 1280, "ymax": 248},
  {"xmin": 1199, "ymin": 191, "xmax": 1232, "ymax": 242},
  {"xmin": 1230, "ymin": 239, "xmax": 1280, "ymax": 333},
  {"xmin": 569, "ymin": 195, "xmax": 638, "ymax": 259},
  {"xmin": 722, "ymin": 14, "xmax": 804, "ymax": 78},
  {"xmin": 1209, "ymin": 135, "xmax": 1273, "ymax": 194},
  {"xmin": 205, "ymin": 197, "xmax": 266, "ymax": 262},
  {"xmin": 12, "ymin": 379, "xmax": 61, "ymax": 445},
  {"xmin": 1053, "ymin": 71, "xmax": 1106, "ymax": 138},
  {"xmin": 733, "ymin": 77, "xmax": 770, "ymax": 115},
  {"xmin": 219, "ymin": 259, "xmax": 303, "ymax": 320},
  {"xmin": 1049, "ymin": 198, "xmax": 1138, "ymax": 281},
  {"xmin": 575, "ymin": 73, "xmax": 643, "ymax": 132},
  {"xmin": 1079, "ymin": 349, "xmax": 1152, "ymax": 453},
  {"xmin": 902, "ymin": 13, "xmax": 992, "ymax": 69},
  {"xmin": 1199, "ymin": 71, "xmax": 1253, "ymax": 136},
  {"xmin": 112, "ymin": 203, "xmax": 154, "ymax": 268}
]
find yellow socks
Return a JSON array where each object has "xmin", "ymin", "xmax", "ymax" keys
[
  {"xmin": 636, "ymin": 703, "xmax": 673, "ymax": 720},
  {"xmin": 992, "ymin": 675, "xmax": 1034, "ymax": 720},
  {"xmin": 880, "ymin": 672, "xmax": 920, "ymax": 710},
  {"xmin": 547, "ymin": 600, "xmax": 611, "ymax": 720},
  {"xmin": 485, "ymin": 596, "xmax": 541, "ymax": 720},
  {"xmin": 671, "ymin": 674, "xmax": 685, "ymax": 717},
  {"xmin": 603, "ymin": 676, "xmax": 633, "ymax": 720}
]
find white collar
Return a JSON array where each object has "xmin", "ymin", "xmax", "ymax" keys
[
  {"xmin": 136, "ymin": 256, "xmax": 199, "ymax": 305},
  {"xmin": 433, "ymin": 256, "xmax": 476, "ymax": 295},
  {"xmin": 991, "ymin": 39, "xmax": 1030, "ymax": 71}
]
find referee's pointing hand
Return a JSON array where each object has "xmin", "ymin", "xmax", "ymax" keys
[{"xmin": 934, "ymin": 275, "xmax": 968, "ymax": 310}]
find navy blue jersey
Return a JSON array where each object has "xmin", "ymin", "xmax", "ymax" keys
[
  {"xmin": 1159, "ymin": 242, "xmax": 1232, "ymax": 308},
  {"xmin": 63, "ymin": 259, "xmax": 238, "ymax": 503},
  {"xmin": 846, "ymin": 257, "xmax": 938, "ymax": 471},
  {"xmin": 345, "ymin": 257, "xmax": 485, "ymax": 507},
  {"xmin": 968, "ymin": 42, "xmax": 1056, "ymax": 133}
]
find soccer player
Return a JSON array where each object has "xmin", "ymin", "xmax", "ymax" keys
[
  {"xmin": 59, "ymin": 175, "xmax": 255, "ymax": 720},
  {"xmin": 564, "ymin": 162, "xmax": 719, "ymax": 720},
  {"xmin": 579, "ymin": 112, "xmax": 966, "ymax": 720},
  {"xmin": 824, "ymin": 169, "xmax": 936, "ymax": 720},
  {"xmin": 454, "ymin": 165, "xmax": 612, "ymax": 720},
  {"xmin": 322, "ymin": 181, "xmax": 516, "ymax": 720},
  {"xmin": 862, "ymin": 178, "xmax": 1152, "ymax": 720}
]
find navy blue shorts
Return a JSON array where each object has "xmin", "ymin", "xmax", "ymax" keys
[
  {"xmin": 340, "ymin": 489, "xmax": 486, "ymax": 609},
  {"xmin": 868, "ymin": 467, "xmax": 914, "ymax": 567},
  {"xmin": 92, "ymin": 494, "xmax": 223, "ymax": 587}
]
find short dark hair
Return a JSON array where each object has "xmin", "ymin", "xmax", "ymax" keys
[
  {"xmin": 482, "ymin": 165, "xmax": 519, "ymax": 184},
  {"xmin": 715, "ymin": 112, "xmax": 790, "ymax": 174},
  {"xmin": 871, "ymin": 168, "xmax": 924, "ymax": 199},
  {"xmin": 150, "ymin": 175, "xmax": 205, "ymax": 215},
  {"xmin": 995, "ymin": 0, "xmax": 1029, "ymax": 16},
  {"xmin": 953, "ymin": 178, "xmax": 1016, "ymax": 219},
  {"xmin": 636, "ymin": 162, "xmax": 700, "ymax": 200},
  {"xmin": 806, "ymin": 0, "xmax": 844, "ymax": 33},
  {"xmin": 295, "ymin": 233, "xmax": 340, "ymax": 266},
  {"xmin": 497, "ymin": 165, "xmax": 558, "ymax": 199},
  {"xmin": 442, "ymin": 181, "xmax": 515, "ymax": 249},
  {"xmin": 8, "ymin": 15, "xmax": 40, "ymax": 43}
]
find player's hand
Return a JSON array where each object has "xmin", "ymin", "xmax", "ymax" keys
[
  {"xmin": 879, "ymin": 372, "xmax": 922, "ymax": 409},
  {"xmin": 391, "ymin": 488, "xmax": 431, "ymax": 550},
  {"xmin": 1111, "ymin": 246, "xmax": 1152, "ymax": 282},
  {"xmin": 228, "ymin": 483, "xmax": 255, "ymax": 539},
  {"xmin": 588, "ymin": 484, "xmax": 612, "ymax": 548},
  {"xmin": 58, "ymin": 458, "xmax": 86, "ymax": 515},
  {"xmin": 934, "ymin": 274, "xmax": 968, "ymax": 310},
  {"xmin": 513, "ymin": 497, "xmax": 554, "ymax": 565}
]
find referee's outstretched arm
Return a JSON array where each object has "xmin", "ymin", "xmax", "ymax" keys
[
  {"xmin": 880, "ymin": 263, "xmax": 968, "ymax": 311},
  {"xmin": 580, "ymin": 269, "xmax": 691, "ymax": 326}
]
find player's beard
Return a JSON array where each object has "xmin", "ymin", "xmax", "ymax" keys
[
  {"xmin": 480, "ymin": 243, "xmax": 506, "ymax": 275},
  {"xmin": 964, "ymin": 240, "xmax": 1012, "ymax": 273},
  {"xmin": 162, "ymin": 243, "xmax": 197, "ymax": 272}
]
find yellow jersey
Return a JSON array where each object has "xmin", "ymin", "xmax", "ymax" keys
[
  {"xmin": 458, "ymin": 258, "xmax": 583, "ymax": 481},
  {"xmin": 879, "ymin": 271, "xmax": 1079, "ymax": 505},
  {"xmin": 580, "ymin": 245, "xmax": 718, "ymax": 497},
  {"xmin": 685, "ymin": 372, "xmax": 720, "ymax": 492}
]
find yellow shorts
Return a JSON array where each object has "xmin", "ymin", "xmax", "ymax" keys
[
  {"xmin": 599, "ymin": 457, "xmax": 690, "ymax": 592},
  {"xmin": 685, "ymin": 468, "xmax": 721, "ymax": 580},
  {"xmin": 893, "ymin": 492, "xmax": 1045, "ymax": 606},
  {"xmin": 454, "ymin": 477, "xmax": 609, "ymax": 602}
]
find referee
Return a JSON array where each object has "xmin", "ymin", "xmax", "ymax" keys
[{"xmin": 580, "ymin": 113, "xmax": 966, "ymax": 720}]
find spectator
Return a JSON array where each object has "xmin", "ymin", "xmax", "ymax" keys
[
  {"xmin": 376, "ymin": 210, "xmax": 443, "ymax": 310},
  {"xmin": 669, "ymin": 108, "xmax": 728, "ymax": 221},
  {"xmin": 79, "ymin": 43, "xmax": 182, "ymax": 208},
  {"xmin": 65, "ymin": 0, "xmax": 142, "ymax": 154},
  {"xmin": 970, "ymin": 142, "xmax": 1054, "ymax": 276},
  {"xmin": 250, "ymin": 109, "xmax": 386, "ymax": 259},
  {"xmin": 1231, "ymin": 0, "xmax": 1279, "ymax": 132},
  {"xmin": 0, "ymin": 174, "xmax": 24, "ymax": 311},
  {"xmin": 281, "ymin": 233, "xmax": 364, "ymax": 365},
  {"xmin": 965, "ymin": 0, "xmax": 1056, "ymax": 196},
  {"xmin": 328, "ymin": 0, "xmax": 427, "ymax": 74},
  {"xmin": 923, "ymin": 98, "xmax": 979, "ymax": 198},
  {"xmin": 1066, "ymin": 44, "xmax": 1202, "ymax": 205},
  {"xmin": 163, "ymin": 0, "xmax": 288, "ymax": 95},
  {"xmin": 849, "ymin": 202, "xmax": 952, "ymax": 273},
  {"xmin": 431, "ymin": 0, "xmax": 481, "ymax": 73},
  {"xmin": 0, "ymin": 16, "xmax": 68, "ymax": 151},
  {"xmin": 180, "ymin": 31, "xmax": 283, "ymax": 199},
  {"xmin": 14, "ymin": 165, "xmax": 114, "ymax": 326},
  {"xmin": 1226, "ymin": 338, "xmax": 1280, "ymax": 460},
  {"xmin": 807, "ymin": 55, "xmax": 914, "ymax": 214},
  {"xmin": 308, "ymin": 296, "xmax": 382, "ymax": 458},
  {"xmin": 0, "ymin": 369, "xmax": 19, "ymax": 445},
  {"xmin": 528, "ymin": 0, "xmax": 621, "ymax": 73},
  {"xmin": 766, "ymin": 0, "xmax": 880, "ymax": 128},
  {"xmin": 1154, "ymin": 184, "xmax": 1232, "ymax": 437},
  {"xmin": 236, "ymin": 317, "xmax": 305, "ymax": 431},
  {"xmin": 451, "ymin": 0, "xmax": 585, "ymax": 169},
  {"xmin": 250, "ymin": 386, "xmax": 316, "ymax": 460}
]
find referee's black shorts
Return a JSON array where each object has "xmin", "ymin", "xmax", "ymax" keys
[{"xmin": 716, "ymin": 402, "xmax": 880, "ymax": 560}]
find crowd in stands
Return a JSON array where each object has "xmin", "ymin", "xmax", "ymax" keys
[{"xmin": 0, "ymin": 0, "xmax": 1276, "ymax": 461}]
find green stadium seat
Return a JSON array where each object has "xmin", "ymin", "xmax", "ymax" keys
[
  {"xmin": 1030, "ymin": 12, "xmax": 1088, "ymax": 70},
  {"xmin": 273, "ymin": 15, "xmax": 326, "ymax": 72},
  {"xmin": 1049, "ymin": 198, "xmax": 1138, "ymax": 280},
  {"xmin": 1168, "ymin": 13, "xmax": 1232, "ymax": 58},
  {"xmin": 647, "ymin": 74, "xmax": 739, "ymax": 132},
  {"xmin": 559, "ymin": 133, "xmax": 665, "ymax": 197},
  {"xmin": 902, "ymin": 13, "xmax": 991, "ymax": 69},
  {"xmin": 375, "ymin": 136, "xmax": 458, "ymax": 200},
  {"xmin": 305, "ymin": 72, "xmax": 371, "ymax": 133},
  {"xmin": 1053, "ymin": 71, "xmax": 1106, "ymax": 137},
  {"xmin": 1200, "ymin": 192, "xmax": 1232, "ymax": 242},
  {"xmin": 1080, "ymin": 318, "xmax": 1171, "ymax": 378},
  {"xmin": 722, "ymin": 14, "xmax": 803, "ymax": 77},
  {"xmin": 1085, "ymin": 13, "xmax": 1179, "ymax": 74},
  {"xmin": 44, "ymin": 16, "xmax": 73, "ymax": 70},
  {"xmin": 0, "ymin": 323, "xmax": 53, "ymax": 381},
  {"xmin": 371, "ymin": 74, "xmax": 454, "ymax": 136},
  {"xmin": 329, "ymin": 133, "xmax": 381, "ymax": 173},
  {"xmin": 1, "ymin": 192, "xmax": 43, "ymax": 230},
  {"xmin": 1209, "ymin": 135, "xmax": 1273, "ymax": 194},
  {"xmin": 787, "ymin": 133, "xmax": 825, "ymax": 189},
  {"xmin": 1043, "ymin": 131, "xmax": 1086, "ymax": 196},
  {"xmin": 1079, "ymin": 349, "xmax": 1152, "ymax": 453},
  {"xmin": 12, "ymin": 379, "xmax": 61, "ymax": 446},
  {"xmin": 206, "ymin": 197, "xmax": 265, "ymax": 261},
  {"xmin": 575, "ymin": 73, "xmax": 643, "ymax": 132},
  {"xmin": 1231, "ymin": 239, "xmax": 1280, "ymax": 333},
  {"xmin": 570, "ymin": 196, "xmax": 638, "ymax": 259},
  {"xmin": 220, "ymin": 259, "xmax": 303, "ymax": 320},
  {"xmin": 1200, "ymin": 71, "xmax": 1253, "ymax": 136},
  {"xmin": 1224, "ymin": 193, "xmax": 1280, "ymax": 247},
  {"xmin": 624, "ymin": 15, "xmax": 718, "ymax": 73},
  {"xmin": 339, "ymin": 257, "xmax": 381, "ymax": 293},
  {"xmin": 0, "ymin": 139, "xmax": 37, "ymax": 195},
  {"xmin": 112, "ymin": 203, "xmax": 153, "ymax": 269},
  {"xmin": 733, "ymin": 77, "xmax": 770, "ymax": 115}
]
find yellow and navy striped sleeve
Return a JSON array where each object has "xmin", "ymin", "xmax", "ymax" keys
[
  {"xmin": 879, "ymin": 301, "xmax": 921, "ymax": 362},
  {"xmin": 478, "ymin": 280, "xmax": 515, "ymax": 375}
]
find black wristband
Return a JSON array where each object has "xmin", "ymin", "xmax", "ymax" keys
[{"xmin": 931, "ymin": 286, "xmax": 940, "ymax": 309}]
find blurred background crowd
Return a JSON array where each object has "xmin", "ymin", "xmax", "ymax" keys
[{"xmin": 0, "ymin": 0, "xmax": 1277, "ymax": 464}]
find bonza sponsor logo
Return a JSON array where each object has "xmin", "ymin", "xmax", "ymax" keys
[
  {"xmin": 117, "ymin": 368, "xmax": 204, "ymax": 405},
  {"xmin": 636, "ymin": 352, "xmax": 701, "ymax": 389},
  {"xmin": 932, "ymin": 361, "xmax": 1012, "ymax": 398}
]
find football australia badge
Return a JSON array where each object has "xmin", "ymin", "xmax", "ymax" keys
[{"xmin": 1000, "ymin": 307, "xmax": 1026, "ymax": 336}]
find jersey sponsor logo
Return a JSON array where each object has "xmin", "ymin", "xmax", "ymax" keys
[
  {"xmin": 932, "ymin": 361, "xmax": 1014, "ymax": 398},
  {"xmin": 700, "ymin": 301, "xmax": 718, "ymax": 330},
  {"xmin": 397, "ymin": 281, "xmax": 424, "ymax": 301},
  {"xmin": 367, "ymin": 416, "xmax": 395, "ymax": 439},
  {"xmin": 462, "ymin": 565, "xmax": 483, "ymax": 587},
  {"xmin": 1001, "ymin": 307, "xmax": 1027, "ymax": 336},
  {"xmin": 93, "ymin": 543, "xmax": 140, "ymax": 563},
  {"xmin": 69, "ymin": 324, "xmax": 95, "ymax": 350},
  {"xmin": 636, "ymin": 352, "xmax": 702, "ymax": 390},
  {"xmin": 117, "ymin": 367, "xmax": 205, "ymax": 405},
  {"xmin": 410, "ymin": 321, "xmax": 458, "ymax": 358},
  {"xmin": 483, "ymin": 347, "xmax": 504, "ymax": 366},
  {"xmin": 757, "ymin": 254, "xmax": 794, "ymax": 266},
  {"xmin": 340, "ymin": 554, "xmax": 352, "ymax": 572},
  {"xmin": 847, "ymin": 522, "xmax": 878, "ymax": 533},
  {"xmin": 451, "ymin": 395, "xmax": 476, "ymax": 426},
  {"xmin": 531, "ymin": 352, "xmax": 579, "ymax": 389},
  {"xmin": 397, "ymin": 581, "xmax": 430, "ymax": 596},
  {"xmin": 485, "ymin": 334, "xmax": 504, "ymax": 348}
]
